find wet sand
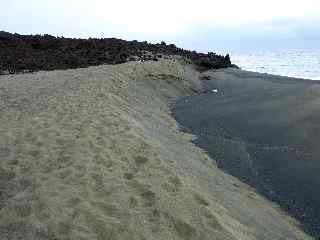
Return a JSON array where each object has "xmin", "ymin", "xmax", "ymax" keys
[{"xmin": 172, "ymin": 68, "xmax": 320, "ymax": 238}]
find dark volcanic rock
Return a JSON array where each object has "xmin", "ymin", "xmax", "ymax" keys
[
  {"xmin": 0, "ymin": 31, "xmax": 16, "ymax": 40},
  {"xmin": 0, "ymin": 32, "xmax": 232, "ymax": 74}
]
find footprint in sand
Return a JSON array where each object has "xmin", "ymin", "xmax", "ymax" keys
[
  {"xmin": 161, "ymin": 175, "xmax": 182, "ymax": 195},
  {"xmin": 134, "ymin": 155, "xmax": 149, "ymax": 167},
  {"xmin": 127, "ymin": 180, "xmax": 156, "ymax": 208},
  {"xmin": 122, "ymin": 155, "xmax": 150, "ymax": 181}
]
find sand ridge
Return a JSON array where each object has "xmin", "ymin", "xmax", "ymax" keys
[{"xmin": 0, "ymin": 59, "xmax": 312, "ymax": 239}]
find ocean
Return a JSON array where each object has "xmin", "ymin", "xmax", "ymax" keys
[{"xmin": 228, "ymin": 49, "xmax": 320, "ymax": 80}]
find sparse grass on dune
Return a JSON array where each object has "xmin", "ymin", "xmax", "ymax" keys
[{"xmin": 0, "ymin": 59, "xmax": 312, "ymax": 239}]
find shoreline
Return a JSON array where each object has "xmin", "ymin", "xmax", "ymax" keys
[
  {"xmin": 229, "ymin": 48, "xmax": 320, "ymax": 81},
  {"xmin": 171, "ymin": 67, "xmax": 320, "ymax": 238},
  {"xmin": 221, "ymin": 68, "xmax": 320, "ymax": 83},
  {"xmin": 237, "ymin": 68, "xmax": 320, "ymax": 81}
]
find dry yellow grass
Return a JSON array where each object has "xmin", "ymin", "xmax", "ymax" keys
[{"xmin": 0, "ymin": 59, "xmax": 312, "ymax": 239}]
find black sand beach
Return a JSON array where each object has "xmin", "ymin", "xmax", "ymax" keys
[
  {"xmin": 0, "ymin": 32, "xmax": 315, "ymax": 239},
  {"xmin": 172, "ymin": 68, "xmax": 320, "ymax": 238}
]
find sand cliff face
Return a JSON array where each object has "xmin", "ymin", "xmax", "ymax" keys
[{"xmin": 0, "ymin": 59, "xmax": 312, "ymax": 239}]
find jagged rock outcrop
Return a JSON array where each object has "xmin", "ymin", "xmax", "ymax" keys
[{"xmin": 0, "ymin": 31, "xmax": 231, "ymax": 74}]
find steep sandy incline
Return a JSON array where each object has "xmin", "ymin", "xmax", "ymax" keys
[{"xmin": 0, "ymin": 60, "xmax": 312, "ymax": 239}]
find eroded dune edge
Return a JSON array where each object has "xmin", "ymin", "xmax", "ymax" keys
[{"xmin": 0, "ymin": 59, "xmax": 312, "ymax": 239}]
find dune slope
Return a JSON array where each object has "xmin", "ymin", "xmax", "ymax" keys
[{"xmin": 0, "ymin": 60, "xmax": 312, "ymax": 239}]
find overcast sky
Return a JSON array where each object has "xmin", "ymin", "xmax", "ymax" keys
[{"xmin": 1, "ymin": 0, "xmax": 320, "ymax": 52}]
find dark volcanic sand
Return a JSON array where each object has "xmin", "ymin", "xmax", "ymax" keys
[{"xmin": 171, "ymin": 68, "xmax": 320, "ymax": 238}]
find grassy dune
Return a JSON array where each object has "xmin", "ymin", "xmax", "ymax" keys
[{"xmin": 0, "ymin": 59, "xmax": 311, "ymax": 239}]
